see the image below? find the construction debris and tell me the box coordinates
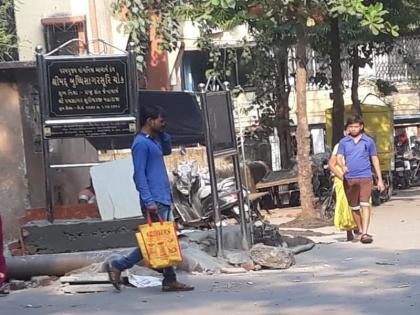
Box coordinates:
[221,267,247,274]
[250,244,296,269]
[62,284,113,294]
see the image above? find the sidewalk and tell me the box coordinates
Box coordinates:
[2,188,420,315]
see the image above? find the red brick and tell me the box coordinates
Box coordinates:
[10,248,23,256]
[21,204,100,225]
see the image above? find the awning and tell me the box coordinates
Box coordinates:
[87,90,205,150]
[394,114,420,127]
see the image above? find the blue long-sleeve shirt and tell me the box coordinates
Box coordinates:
[131,132,172,207]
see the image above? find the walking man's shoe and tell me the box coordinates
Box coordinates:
[162,281,194,292]
[105,261,121,291]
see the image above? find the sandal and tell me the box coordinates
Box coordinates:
[162,281,194,292]
[360,234,373,244]
[352,232,362,243]
[105,261,121,291]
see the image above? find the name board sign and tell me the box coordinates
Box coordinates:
[46,57,129,117]
[38,53,137,139]
[205,91,237,155]
[44,119,136,138]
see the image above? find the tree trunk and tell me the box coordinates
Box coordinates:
[275,46,292,169]
[295,26,316,218]
[276,95,291,169]
[330,18,345,146]
[351,47,363,117]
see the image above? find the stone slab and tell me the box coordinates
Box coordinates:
[22,218,146,254]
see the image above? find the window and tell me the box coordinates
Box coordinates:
[181,48,254,91]
[42,15,87,55]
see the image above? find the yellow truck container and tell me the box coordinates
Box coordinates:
[325,104,394,172]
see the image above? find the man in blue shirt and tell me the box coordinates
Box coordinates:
[337,116,385,244]
[106,105,194,292]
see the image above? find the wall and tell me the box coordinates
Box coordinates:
[0,82,28,240]
[15,69,45,208]
[14,0,128,60]
[15,0,76,60]
[49,138,98,205]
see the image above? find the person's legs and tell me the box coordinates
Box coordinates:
[154,204,193,291]
[154,204,177,285]
[344,179,362,233]
[360,205,371,235]
[352,210,363,237]
[359,178,373,241]
[111,248,142,271]
[107,203,193,291]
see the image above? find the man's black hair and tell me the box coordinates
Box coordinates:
[346,116,364,126]
[140,105,166,127]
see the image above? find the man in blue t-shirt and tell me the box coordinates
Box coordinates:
[106,105,194,292]
[336,116,385,244]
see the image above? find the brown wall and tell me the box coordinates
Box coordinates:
[0,82,29,240]
[0,68,99,240]
[16,70,45,208]
[15,69,98,207]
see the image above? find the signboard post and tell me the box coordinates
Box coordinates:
[199,78,249,257]
[36,40,138,221]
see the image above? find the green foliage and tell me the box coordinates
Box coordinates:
[0,0,18,62]
[175,0,402,138]
[111,0,180,72]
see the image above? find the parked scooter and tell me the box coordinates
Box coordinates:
[393,153,411,189]
[408,157,420,185]
[172,160,249,227]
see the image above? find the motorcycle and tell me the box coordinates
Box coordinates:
[171,160,250,227]
[393,154,411,189]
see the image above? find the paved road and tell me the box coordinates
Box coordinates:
[2,188,420,315]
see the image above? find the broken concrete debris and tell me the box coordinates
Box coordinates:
[225,250,252,265]
[5,221,314,294]
[62,284,113,294]
[221,267,247,274]
[250,243,296,269]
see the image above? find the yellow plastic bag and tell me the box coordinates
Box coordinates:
[136,213,183,269]
[334,177,357,231]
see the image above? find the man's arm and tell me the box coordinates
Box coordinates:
[160,132,172,156]
[369,140,385,192]
[336,154,349,175]
[132,141,156,209]
[371,156,383,181]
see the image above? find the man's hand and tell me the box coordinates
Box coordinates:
[342,166,349,174]
[377,179,385,192]
[146,203,158,213]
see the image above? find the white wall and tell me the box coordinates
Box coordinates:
[14,0,129,60]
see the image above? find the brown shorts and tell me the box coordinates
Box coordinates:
[343,178,372,210]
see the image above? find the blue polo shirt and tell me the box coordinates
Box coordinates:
[337,134,377,179]
[131,132,172,207]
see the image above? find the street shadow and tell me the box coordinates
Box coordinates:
[3,245,420,315]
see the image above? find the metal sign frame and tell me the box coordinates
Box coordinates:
[36,39,138,221]
[198,77,250,257]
